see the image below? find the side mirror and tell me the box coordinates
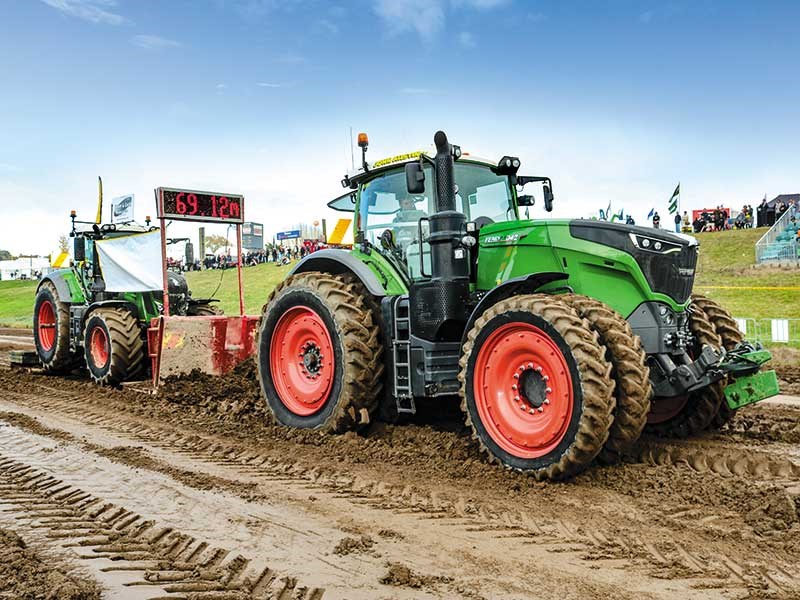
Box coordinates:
[518,194,535,207]
[405,162,425,194]
[543,184,554,212]
[73,236,86,262]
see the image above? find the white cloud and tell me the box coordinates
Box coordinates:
[40,0,126,25]
[257,82,293,88]
[314,18,339,34]
[131,34,181,50]
[458,31,476,47]
[374,0,445,40]
[374,0,508,40]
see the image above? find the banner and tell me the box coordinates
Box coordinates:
[111,194,135,223]
[95,230,162,292]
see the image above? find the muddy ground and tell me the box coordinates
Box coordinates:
[0,341,798,598]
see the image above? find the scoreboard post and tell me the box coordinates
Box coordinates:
[155,187,246,316]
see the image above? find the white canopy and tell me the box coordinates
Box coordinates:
[95,230,163,292]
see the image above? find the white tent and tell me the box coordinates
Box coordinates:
[0,257,52,281]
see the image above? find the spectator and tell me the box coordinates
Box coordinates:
[673,212,681,233]
[652,211,661,229]
[625,215,635,225]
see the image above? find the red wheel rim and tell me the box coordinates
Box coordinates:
[473,322,574,459]
[37,300,56,352]
[270,306,335,416]
[647,394,689,424]
[89,326,110,368]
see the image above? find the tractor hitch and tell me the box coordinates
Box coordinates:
[650,344,725,397]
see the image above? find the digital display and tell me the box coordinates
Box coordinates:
[157,187,244,224]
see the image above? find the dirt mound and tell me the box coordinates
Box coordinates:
[0,528,101,600]
[726,404,800,444]
[776,364,800,396]
[159,358,270,420]
[379,562,452,589]
[333,534,375,556]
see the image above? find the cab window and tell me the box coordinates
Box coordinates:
[455,163,516,223]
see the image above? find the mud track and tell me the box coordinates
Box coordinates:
[0,360,799,598]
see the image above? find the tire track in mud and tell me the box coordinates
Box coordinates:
[4,385,800,597]
[0,447,324,600]
[633,440,800,480]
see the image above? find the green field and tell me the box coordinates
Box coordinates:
[693,228,800,319]
[0,280,37,328]
[1,228,797,328]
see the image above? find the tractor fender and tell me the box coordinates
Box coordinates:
[290,249,386,297]
[462,272,569,345]
[38,272,76,304]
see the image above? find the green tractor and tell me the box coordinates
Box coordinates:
[33,212,220,386]
[256,130,779,479]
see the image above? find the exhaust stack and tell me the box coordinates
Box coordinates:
[409,130,471,342]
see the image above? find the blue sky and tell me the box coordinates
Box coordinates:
[2,0,800,253]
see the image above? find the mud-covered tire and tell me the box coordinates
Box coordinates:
[561,295,652,464]
[459,294,615,480]
[691,294,743,430]
[83,308,145,386]
[33,281,78,373]
[186,303,223,317]
[257,272,384,433]
[646,304,725,438]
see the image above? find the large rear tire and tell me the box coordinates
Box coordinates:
[561,295,652,464]
[645,304,724,437]
[257,273,384,433]
[459,294,615,480]
[83,308,145,386]
[33,281,78,373]
[691,294,743,430]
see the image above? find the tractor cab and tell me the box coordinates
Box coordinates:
[329,137,552,281]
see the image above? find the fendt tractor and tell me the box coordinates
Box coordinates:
[256,130,780,480]
[33,210,220,386]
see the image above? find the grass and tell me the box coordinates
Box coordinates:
[693,228,800,318]
[1,228,797,327]
[0,279,37,328]
[183,262,294,315]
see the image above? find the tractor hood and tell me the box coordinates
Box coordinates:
[567,219,699,304]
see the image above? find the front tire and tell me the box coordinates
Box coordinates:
[691,294,743,429]
[257,273,383,432]
[561,295,652,464]
[33,281,77,373]
[459,294,615,480]
[83,308,145,386]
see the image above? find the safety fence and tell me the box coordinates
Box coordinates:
[733,317,800,344]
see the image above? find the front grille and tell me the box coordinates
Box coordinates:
[637,245,697,304]
[569,220,698,304]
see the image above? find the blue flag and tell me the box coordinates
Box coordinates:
[647,208,655,219]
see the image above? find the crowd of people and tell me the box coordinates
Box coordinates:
[199,241,324,271]
[647,202,800,234]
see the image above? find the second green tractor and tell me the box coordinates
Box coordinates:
[256,130,779,480]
